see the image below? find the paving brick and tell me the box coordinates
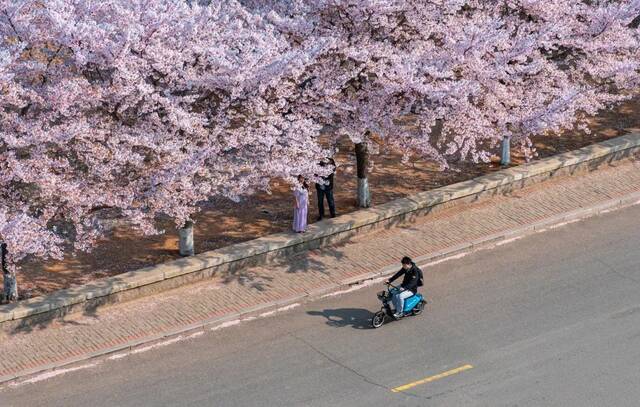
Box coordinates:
[2,160,640,381]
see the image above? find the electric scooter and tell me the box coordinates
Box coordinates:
[371,282,426,328]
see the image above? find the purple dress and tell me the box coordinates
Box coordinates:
[293,188,309,232]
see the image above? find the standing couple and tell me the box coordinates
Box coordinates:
[293,158,337,233]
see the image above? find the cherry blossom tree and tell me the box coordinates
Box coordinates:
[0,0,328,300]
[260,0,640,206]
[2,0,638,301]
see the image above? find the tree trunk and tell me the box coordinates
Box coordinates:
[1,243,18,302]
[500,135,511,166]
[355,141,371,208]
[179,221,195,256]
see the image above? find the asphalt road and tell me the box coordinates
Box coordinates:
[2,205,640,407]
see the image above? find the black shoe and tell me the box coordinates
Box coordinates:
[317,216,324,221]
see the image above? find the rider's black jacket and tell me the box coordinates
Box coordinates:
[388,263,422,294]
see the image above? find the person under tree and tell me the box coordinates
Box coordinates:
[315,158,336,220]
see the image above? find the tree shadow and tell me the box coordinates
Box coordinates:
[307,308,376,329]
[218,268,276,292]
[2,297,101,338]
[12,95,640,299]
[3,96,639,338]
[282,244,348,275]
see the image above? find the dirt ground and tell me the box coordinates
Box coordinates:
[17,98,640,297]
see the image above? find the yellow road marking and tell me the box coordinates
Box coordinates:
[391,364,474,393]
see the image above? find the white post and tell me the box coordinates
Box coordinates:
[355,141,371,208]
[501,135,511,166]
[179,221,195,256]
[1,243,18,302]
[357,177,371,208]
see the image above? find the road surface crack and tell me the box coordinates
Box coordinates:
[286,332,392,393]
[594,258,640,285]
[286,332,443,401]
[288,332,476,400]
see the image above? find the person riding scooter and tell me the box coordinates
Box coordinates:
[386,256,423,318]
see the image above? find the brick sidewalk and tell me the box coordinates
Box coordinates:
[2,159,640,381]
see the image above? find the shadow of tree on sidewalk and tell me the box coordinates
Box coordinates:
[5,96,640,338]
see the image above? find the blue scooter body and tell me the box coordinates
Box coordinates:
[403,293,424,313]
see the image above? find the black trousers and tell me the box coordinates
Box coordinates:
[316,187,336,218]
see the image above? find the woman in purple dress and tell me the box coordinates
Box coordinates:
[293,176,309,233]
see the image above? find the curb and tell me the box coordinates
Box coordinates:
[2,188,640,386]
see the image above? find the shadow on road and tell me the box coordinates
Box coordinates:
[307,308,375,329]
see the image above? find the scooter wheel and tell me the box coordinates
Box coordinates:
[372,311,386,328]
[412,300,425,316]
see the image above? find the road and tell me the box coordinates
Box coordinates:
[2,205,639,406]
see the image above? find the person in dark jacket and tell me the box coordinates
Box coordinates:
[315,158,336,220]
[386,256,423,318]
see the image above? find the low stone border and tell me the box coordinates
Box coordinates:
[1,133,639,331]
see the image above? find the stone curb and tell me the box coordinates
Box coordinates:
[0,133,638,326]
[2,188,639,387]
